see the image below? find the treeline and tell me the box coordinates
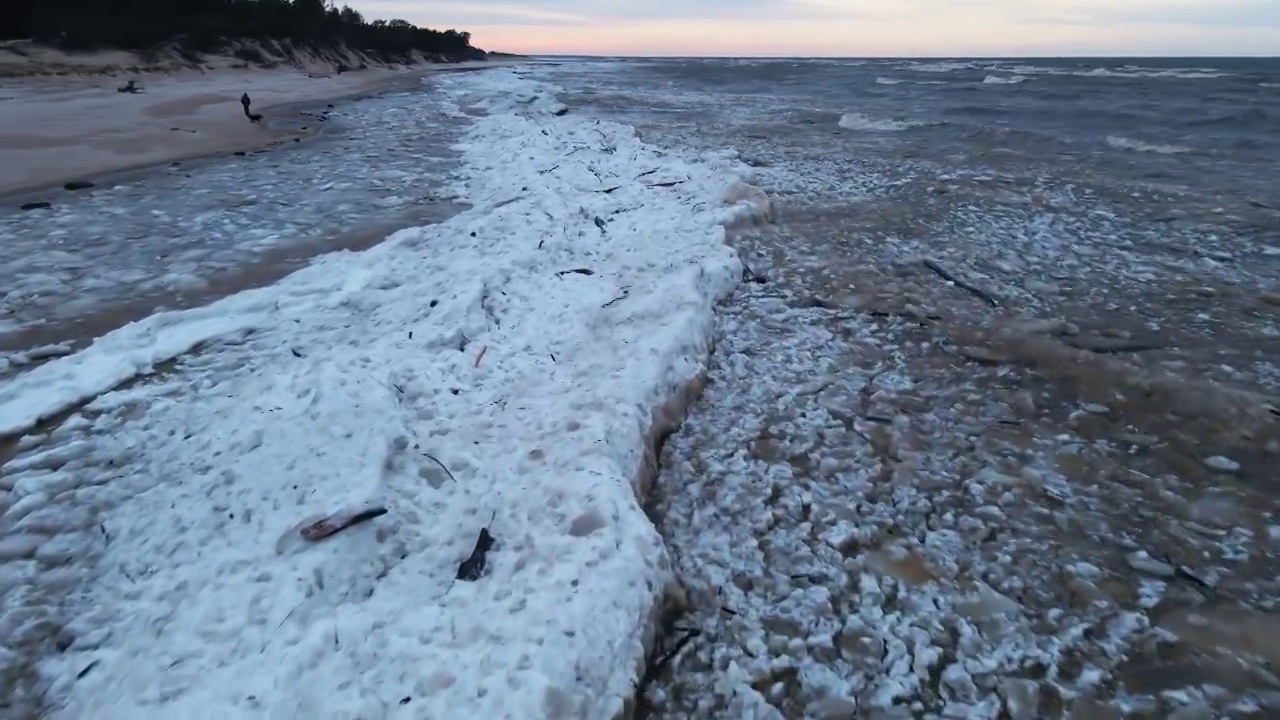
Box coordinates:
[4,0,483,60]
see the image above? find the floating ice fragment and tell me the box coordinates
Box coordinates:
[1203,455,1240,473]
[1125,551,1176,577]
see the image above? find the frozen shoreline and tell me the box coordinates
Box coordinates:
[0,66,771,719]
[0,73,474,358]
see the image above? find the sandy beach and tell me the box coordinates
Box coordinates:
[0,54,499,198]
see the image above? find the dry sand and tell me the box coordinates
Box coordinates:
[0,44,499,197]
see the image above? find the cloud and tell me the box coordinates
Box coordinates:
[358,0,806,24]
[350,0,1280,55]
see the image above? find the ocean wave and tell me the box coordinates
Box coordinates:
[1080,68,1228,79]
[1184,107,1271,128]
[838,112,934,131]
[966,125,1061,147]
[876,76,948,86]
[906,61,979,73]
[1106,136,1192,154]
[992,62,1231,79]
[983,75,1028,85]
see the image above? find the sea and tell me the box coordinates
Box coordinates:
[541,57,1280,719]
[557,56,1280,204]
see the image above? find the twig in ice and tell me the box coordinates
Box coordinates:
[300,505,388,542]
[556,268,595,277]
[922,259,1000,307]
[474,345,488,368]
[602,289,630,308]
[538,164,559,175]
[262,596,308,652]
[419,450,458,484]
[635,625,702,702]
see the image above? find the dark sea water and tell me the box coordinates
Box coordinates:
[627,57,1280,203]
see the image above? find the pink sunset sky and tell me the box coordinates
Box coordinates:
[355,0,1280,57]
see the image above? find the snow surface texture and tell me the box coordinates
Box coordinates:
[0,67,766,719]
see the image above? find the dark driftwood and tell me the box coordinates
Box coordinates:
[456,527,496,581]
[300,506,387,541]
[1060,335,1165,354]
[634,625,701,712]
[922,259,1000,308]
[556,268,594,277]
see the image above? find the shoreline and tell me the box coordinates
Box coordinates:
[0,60,508,203]
[0,66,483,360]
[0,72,412,207]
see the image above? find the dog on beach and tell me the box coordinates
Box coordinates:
[248,112,263,123]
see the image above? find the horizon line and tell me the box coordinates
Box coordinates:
[507,52,1280,60]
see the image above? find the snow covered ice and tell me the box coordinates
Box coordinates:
[0,67,767,718]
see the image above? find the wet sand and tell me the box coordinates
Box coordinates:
[0,60,504,200]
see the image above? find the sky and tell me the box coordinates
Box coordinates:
[355,0,1280,57]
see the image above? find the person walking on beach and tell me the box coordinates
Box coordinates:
[241,92,252,117]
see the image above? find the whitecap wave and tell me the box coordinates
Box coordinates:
[983,74,1027,85]
[907,61,978,73]
[1106,136,1192,154]
[876,76,947,86]
[1078,68,1228,79]
[838,112,933,131]
[992,62,1230,79]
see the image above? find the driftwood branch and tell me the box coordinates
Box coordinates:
[922,259,1000,308]
[635,626,701,704]
[456,517,497,581]
[300,505,388,542]
[1060,335,1166,354]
